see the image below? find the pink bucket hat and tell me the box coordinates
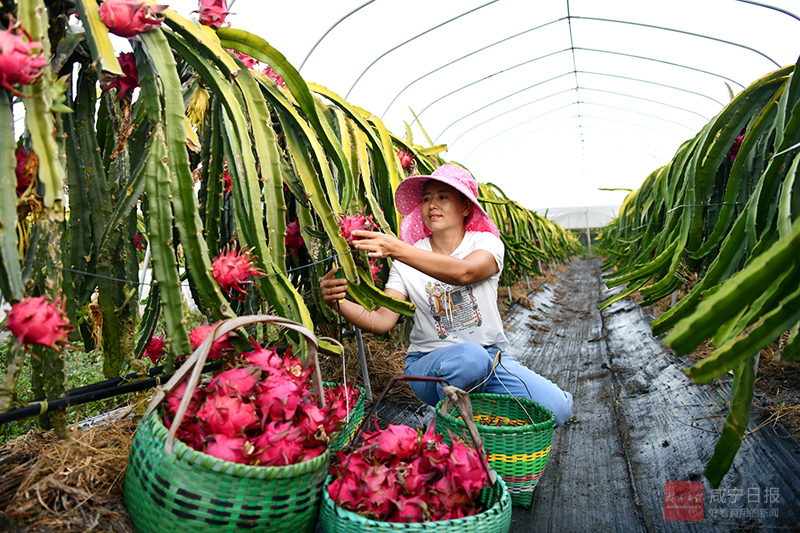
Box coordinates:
[394,164,500,245]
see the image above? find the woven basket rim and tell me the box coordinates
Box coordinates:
[436,392,555,434]
[142,410,330,478]
[321,473,510,528]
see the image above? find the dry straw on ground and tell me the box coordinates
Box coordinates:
[0,405,139,533]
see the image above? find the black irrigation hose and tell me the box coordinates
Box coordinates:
[0,361,223,426]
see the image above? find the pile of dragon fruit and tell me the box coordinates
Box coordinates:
[328,423,491,523]
[161,340,360,466]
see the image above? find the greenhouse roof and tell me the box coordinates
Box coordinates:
[167,0,799,210]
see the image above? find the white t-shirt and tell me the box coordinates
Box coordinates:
[385,231,508,353]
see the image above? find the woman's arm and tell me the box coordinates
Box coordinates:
[351,230,498,286]
[320,266,403,335]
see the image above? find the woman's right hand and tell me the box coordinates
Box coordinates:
[320,265,347,307]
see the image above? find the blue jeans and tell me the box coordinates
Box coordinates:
[404,343,574,426]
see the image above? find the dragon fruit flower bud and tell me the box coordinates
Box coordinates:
[99,0,167,38]
[211,245,265,301]
[195,0,230,29]
[6,295,73,350]
[0,23,48,96]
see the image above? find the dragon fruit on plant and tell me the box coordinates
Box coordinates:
[285,220,305,257]
[328,422,490,523]
[6,295,74,350]
[101,52,139,101]
[195,0,230,29]
[15,146,33,196]
[337,212,377,243]
[99,0,167,38]
[143,334,165,364]
[211,244,265,300]
[262,64,286,87]
[0,23,48,96]
[396,149,414,171]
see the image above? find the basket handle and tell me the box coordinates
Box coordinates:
[144,314,322,454]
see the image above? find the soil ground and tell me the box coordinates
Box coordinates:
[1,257,799,532]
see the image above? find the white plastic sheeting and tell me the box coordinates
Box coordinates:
[168,0,799,209]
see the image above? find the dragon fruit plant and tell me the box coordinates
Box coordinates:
[162,340,360,466]
[327,422,490,522]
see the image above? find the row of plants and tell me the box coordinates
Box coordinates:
[597,56,800,486]
[0,0,580,434]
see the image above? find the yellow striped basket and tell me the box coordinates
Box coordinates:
[435,393,555,508]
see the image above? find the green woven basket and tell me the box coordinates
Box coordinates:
[123,411,330,533]
[323,382,365,450]
[435,393,555,508]
[319,474,511,533]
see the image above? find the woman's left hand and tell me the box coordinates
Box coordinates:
[351,230,400,259]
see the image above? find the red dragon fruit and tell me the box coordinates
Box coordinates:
[143,334,165,364]
[363,423,420,462]
[204,434,249,464]
[0,23,48,96]
[211,244,265,300]
[101,52,139,101]
[254,369,305,422]
[262,64,286,87]
[160,350,357,467]
[396,149,414,171]
[369,259,382,282]
[197,393,260,437]
[195,0,230,29]
[15,146,32,196]
[229,49,257,69]
[328,422,490,523]
[207,366,261,397]
[6,295,73,349]
[240,339,283,369]
[284,219,305,257]
[223,168,232,194]
[99,0,167,38]
[337,211,377,243]
[164,380,205,419]
[189,323,234,360]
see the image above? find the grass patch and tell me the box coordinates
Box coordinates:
[0,338,136,446]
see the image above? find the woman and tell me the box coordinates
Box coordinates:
[320,164,573,426]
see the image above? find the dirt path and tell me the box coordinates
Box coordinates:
[502,258,800,532]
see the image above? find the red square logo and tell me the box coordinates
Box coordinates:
[664,481,704,521]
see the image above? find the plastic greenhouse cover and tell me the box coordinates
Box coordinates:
[133,1,800,209]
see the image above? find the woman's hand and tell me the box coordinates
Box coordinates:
[351,230,400,259]
[320,265,348,307]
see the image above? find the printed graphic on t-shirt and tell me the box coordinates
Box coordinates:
[426,282,482,339]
